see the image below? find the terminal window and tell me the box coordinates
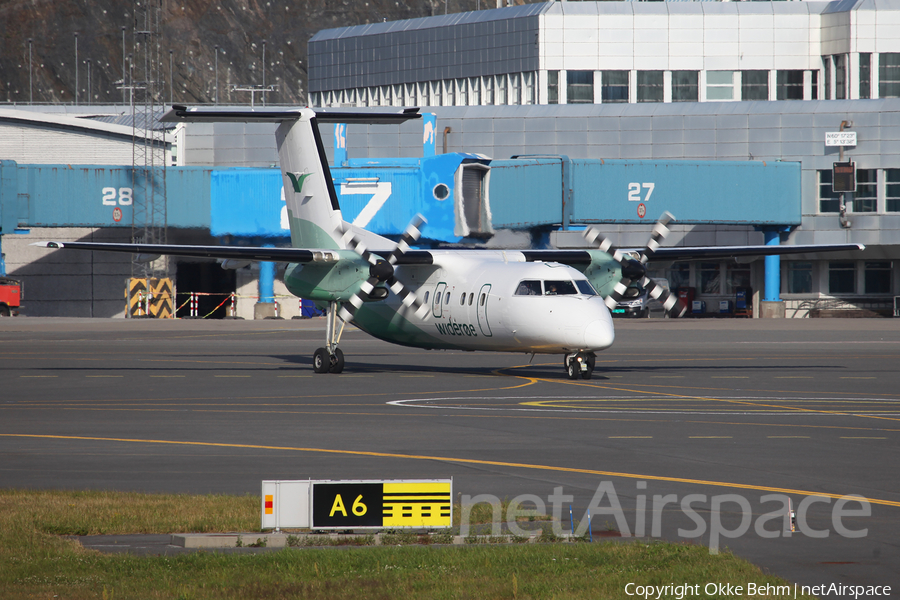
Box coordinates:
[887,169,900,212]
[829,261,856,295]
[637,71,663,102]
[853,169,877,213]
[725,265,751,295]
[668,262,690,290]
[671,71,698,102]
[786,262,813,294]
[834,54,847,100]
[880,53,900,98]
[776,70,803,101]
[700,262,721,294]
[823,56,832,100]
[859,54,871,99]
[864,261,892,295]
[548,71,559,104]
[818,170,841,213]
[601,71,629,103]
[707,71,735,100]
[742,71,769,101]
[567,71,594,104]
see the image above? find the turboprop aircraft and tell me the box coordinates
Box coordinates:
[34,105,864,379]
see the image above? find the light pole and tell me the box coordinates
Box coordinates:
[262,41,266,106]
[27,38,33,104]
[214,45,219,104]
[74,32,79,105]
[121,26,127,105]
[169,50,173,104]
[86,58,91,105]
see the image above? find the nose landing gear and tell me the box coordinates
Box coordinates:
[565,351,596,380]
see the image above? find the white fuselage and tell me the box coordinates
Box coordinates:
[352,251,615,354]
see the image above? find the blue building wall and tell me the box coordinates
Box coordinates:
[0,162,212,232]
[1,158,802,243]
[489,158,801,229]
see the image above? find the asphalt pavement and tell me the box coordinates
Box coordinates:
[1,316,898,592]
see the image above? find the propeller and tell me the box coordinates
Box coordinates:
[583,211,686,317]
[337,214,429,323]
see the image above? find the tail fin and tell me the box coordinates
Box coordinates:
[161,106,420,250]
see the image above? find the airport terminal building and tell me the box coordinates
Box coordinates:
[306,0,900,317]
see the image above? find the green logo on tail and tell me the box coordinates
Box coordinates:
[286,172,312,193]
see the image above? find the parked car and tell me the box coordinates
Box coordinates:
[612,278,670,318]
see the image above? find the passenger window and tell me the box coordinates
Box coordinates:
[480,293,486,306]
[575,280,598,296]
[435,292,441,304]
[424,291,430,303]
[515,280,542,296]
[544,280,577,295]
[445,292,450,305]
[468,293,474,306]
[460,293,465,305]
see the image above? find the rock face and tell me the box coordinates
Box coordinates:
[0,0,532,107]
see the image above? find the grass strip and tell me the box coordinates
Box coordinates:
[0,489,800,600]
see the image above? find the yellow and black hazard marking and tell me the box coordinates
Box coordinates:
[127,278,148,317]
[312,480,452,529]
[149,278,174,319]
[383,482,452,527]
[127,278,174,318]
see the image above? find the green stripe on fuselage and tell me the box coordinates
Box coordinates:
[351,303,469,351]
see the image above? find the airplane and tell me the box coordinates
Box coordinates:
[34,105,864,380]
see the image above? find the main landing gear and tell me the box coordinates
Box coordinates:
[565,351,596,380]
[313,301,345,374]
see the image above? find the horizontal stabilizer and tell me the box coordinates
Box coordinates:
[161,105,421,124]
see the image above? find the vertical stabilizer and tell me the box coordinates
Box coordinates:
[276,110,346,250]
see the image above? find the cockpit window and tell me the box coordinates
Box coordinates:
[515,280,542,296]
[575,280,598,296]
[544,280,577,295]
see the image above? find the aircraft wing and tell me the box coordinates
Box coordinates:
[31,241,318,262]
[32,241,438,265]
[647,243,865,261]
[518,243,865,265]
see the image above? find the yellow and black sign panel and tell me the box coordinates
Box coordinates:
[383,481,452,528]
[127,278,174,318]
[311,480,452,530]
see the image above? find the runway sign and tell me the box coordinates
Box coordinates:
[312,480,452,530]
[261,479,452,530]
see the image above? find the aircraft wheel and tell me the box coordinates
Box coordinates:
[329,348,345,374]
[313,348,330,374]
[566,357,579,380]
[581,353,596,380]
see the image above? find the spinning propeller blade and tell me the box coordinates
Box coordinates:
[337,215,429,323]
[583,212,685,317]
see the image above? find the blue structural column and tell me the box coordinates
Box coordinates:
[764,228,781,302]
[258,244,275,305]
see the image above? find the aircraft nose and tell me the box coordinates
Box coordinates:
[584,318,615,351]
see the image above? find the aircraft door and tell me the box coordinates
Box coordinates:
[476,283,492,337]
[432,282,447,319]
